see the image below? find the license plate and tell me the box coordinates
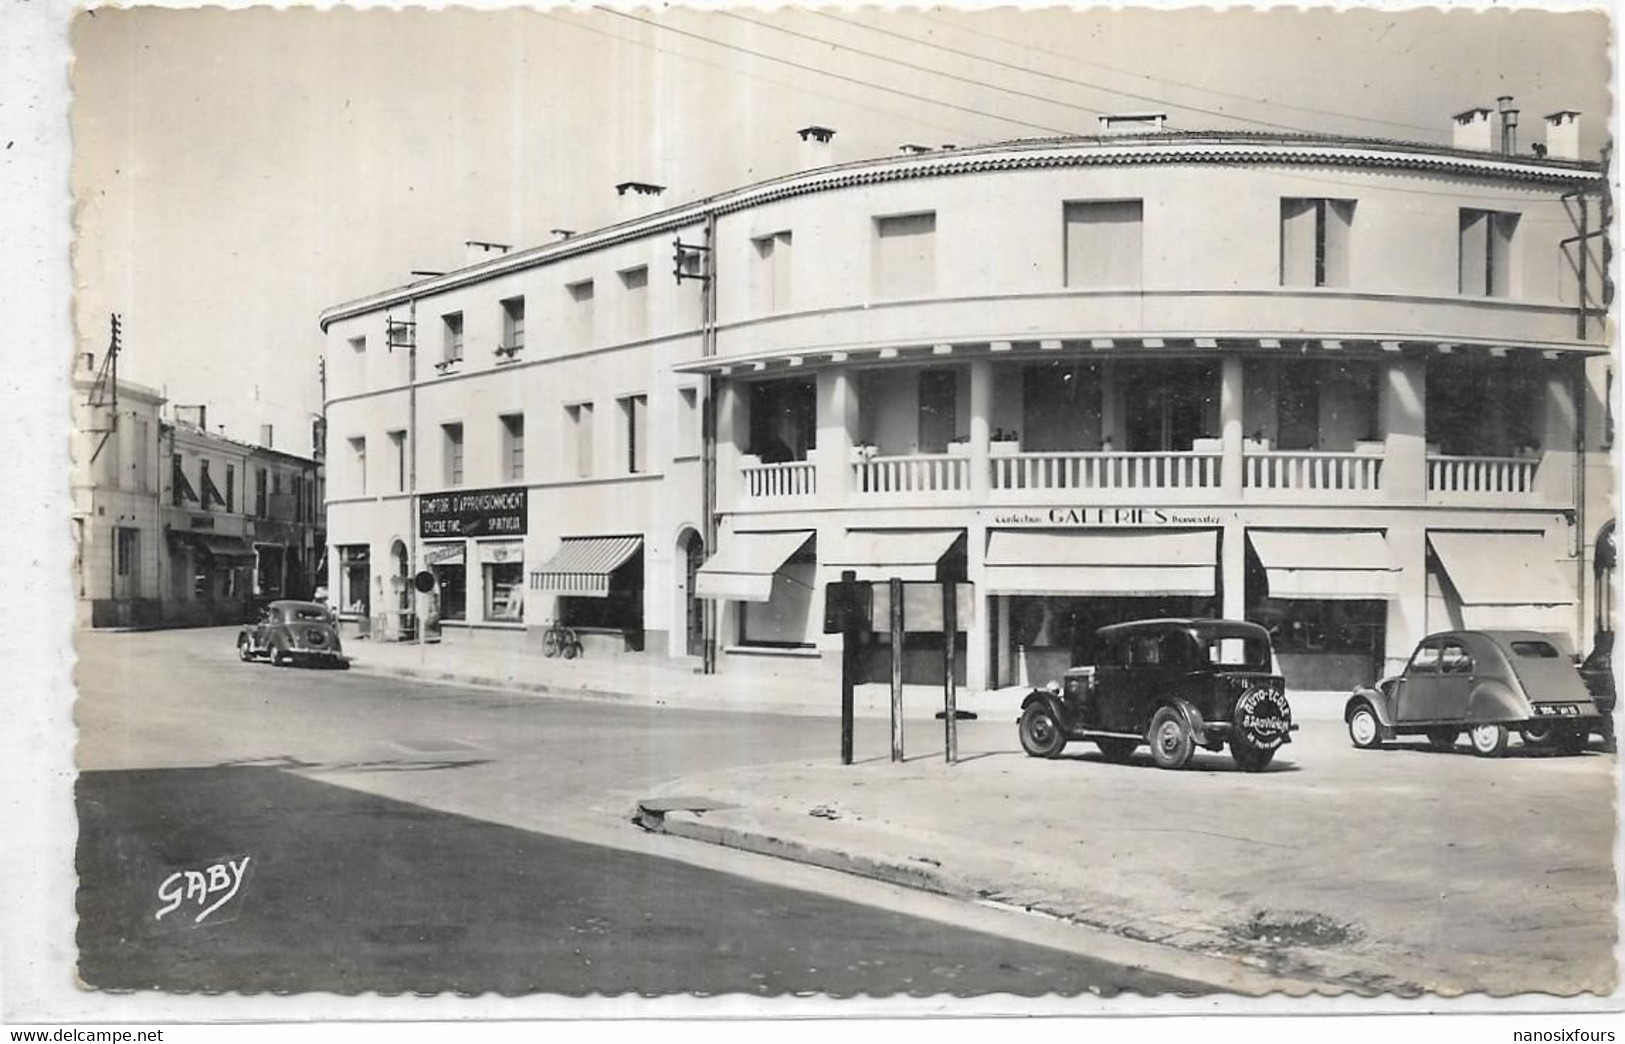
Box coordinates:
[1534,704,1580,717]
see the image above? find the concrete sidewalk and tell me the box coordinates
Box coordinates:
[634,722,1618,998]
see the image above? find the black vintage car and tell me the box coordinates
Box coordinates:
[1018,618,1295,771]
[237,599,347,668]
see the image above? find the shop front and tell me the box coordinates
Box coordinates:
[1425,530,1578,644]
[418,486,529,641]
[531,535,645,655]
[166,529,257,625]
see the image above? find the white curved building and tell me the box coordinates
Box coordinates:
[321,113,1613,693]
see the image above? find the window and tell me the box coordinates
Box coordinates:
[115,527,138,577]
[225,463,235,512]
[753,231,793,312]
[349,436,367,495]
[199,460,226,510]
[292,473,303,522]
[442,423,464,486]
[1512,640,1562,659]
[1409,642,1442,673]
[620,266,649,341]
[172,454,198,506]
[501,413,525,481]
[676,386,701,458]
[567,279,595,348]
[339,545,370,616]
[1064,200,1143,288]
[1459,208,1519,297]
[255,467,268,517]
[389,429,407,492]
[349,335,366,355]
[619,394,648,474]
[567,402,594,478]
[1439,642,1473,675]
[917,369,958,454]
[133,418,150,491]
[873,212,936,299]
[1280,198,1354,288]
[483,546,524,622]
[442,312,464,364]
[500,297,525,354]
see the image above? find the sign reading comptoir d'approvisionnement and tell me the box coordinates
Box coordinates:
[419,488,528,539]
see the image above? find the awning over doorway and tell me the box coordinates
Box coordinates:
[825,529,963,582]
[169,532,256,562]
[1248,530,1399,600]
[696,530,814,602]
[984,529,1217,596]
[1427,531,1575,606]
[532,536,643,599]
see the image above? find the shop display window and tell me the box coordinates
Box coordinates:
[338,545,370,615]
[485,562,524,622]
[436,564,467,621]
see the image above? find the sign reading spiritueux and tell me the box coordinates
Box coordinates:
[419,488,527,539]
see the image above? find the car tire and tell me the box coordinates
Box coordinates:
[1347,704,1384,750]
[1094,737,1138,763]
[1147,706,1195,770]
[237,637,254,662]
[1019,703,1067,759]
[1426,727,1460,752]
[1469,723,1508,758]
[1231,742,1276,772]
[1519,722,1560,749]
[269,641,289,667]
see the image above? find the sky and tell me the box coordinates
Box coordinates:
[67,4,1613,451]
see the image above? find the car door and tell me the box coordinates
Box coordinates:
[1433,639,1477,720]
[1395,640,1443,722]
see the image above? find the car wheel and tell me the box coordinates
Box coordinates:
[1231,742,1276,772]
[1426,727,1460,752]
[1147,706,1195,770]
[268,640,289,667]
[237,637,254,662]
[1347,704,1384,750]
[1018,703,1067,759]
[1469,723,1508,758]
[1094,737,1138,763]
[1520,721,1560,749]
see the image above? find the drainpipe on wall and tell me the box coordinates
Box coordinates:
[1575,359,1588,647]
[701,210,719,674]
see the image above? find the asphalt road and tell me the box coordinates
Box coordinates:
[74,628,1201,996]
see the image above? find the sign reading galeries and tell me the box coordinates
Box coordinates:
[980,507,1228,528]
[419,488,528,539]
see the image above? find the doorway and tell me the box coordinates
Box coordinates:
[679,528,705,657]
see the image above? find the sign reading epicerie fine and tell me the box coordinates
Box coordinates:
[419,488,528,538]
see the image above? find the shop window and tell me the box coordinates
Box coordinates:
[753,231,793,313]
[442,422,464,486]
[620,266,649,341]
[484,561,524,622]
[873,212,936,299]
[1280,198,1354,288]
[1064,200,1143,288]
[1459,208,1519,297]
[619,394,648,474]
[558,547,644,632]
[567,402,594,478]
[432,557,467,622]
[339,545,370,615]
[740,542,815,648]
[501,413,525,481]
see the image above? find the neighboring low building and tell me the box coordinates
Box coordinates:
[320,111,1614,692]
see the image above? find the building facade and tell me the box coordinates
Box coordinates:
[72,361,326,628]
[320,114,1613,691]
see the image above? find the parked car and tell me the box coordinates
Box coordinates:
[1343,631,1600,757]
[1018,618,1295,771]
[237,599,347,668]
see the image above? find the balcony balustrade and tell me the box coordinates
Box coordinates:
[1427,454,1540,496]
[991,450,1220,492]
[853,453,970,495]
[1244,450,1384,493]
[741,458,816,499]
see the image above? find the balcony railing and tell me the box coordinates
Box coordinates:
[854,453,970,494]
[1245,450,1383,492]
[1428,454,1539,495]
[742,459,816,498]
[991,450,1221,491]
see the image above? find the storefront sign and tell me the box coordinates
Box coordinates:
[424,542,465,566]
[188,515,216,530]
[478,541,524,565]
[980,507,1228,528]
[419,488,528,539]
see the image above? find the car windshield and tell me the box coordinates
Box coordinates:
[1203,635,1271,670]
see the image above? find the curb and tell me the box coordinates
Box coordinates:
[348,661,643,703]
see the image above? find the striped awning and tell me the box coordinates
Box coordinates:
[532,536,642,599]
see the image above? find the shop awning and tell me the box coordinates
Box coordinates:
[1428,531,1575,606]
[1248,530,1399,600]
[984,529,1216,596]
[197,535,256,562]
[696,530,814,602]
[825,529,963,582]
[532,536,642,599]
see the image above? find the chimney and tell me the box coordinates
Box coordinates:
[464,240,511,267]
[1097,113,1167,136]
[899,143,931,155]
[174,404,207,431]
[1544,111,1582,160]
[614,181,666,222]
[261,423,274,448]
[1497,96,1519,155]
[549,228,576,241]
[795,125,836,171]
[1453,107,1494,151]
